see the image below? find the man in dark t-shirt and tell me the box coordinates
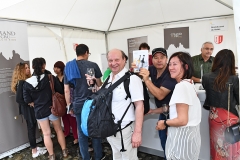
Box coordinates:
[64,44,104,160]
[138,48,177,159]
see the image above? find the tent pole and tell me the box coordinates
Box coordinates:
[61,30,68,62]
[108,14,233,33]
[215,0,233,10]
[107,0,122,32]
[105,32,109,53]
[0,18,104,33]
[104,0,121,52]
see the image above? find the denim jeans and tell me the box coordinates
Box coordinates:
[75,113,103,160]
[158,113,168,159]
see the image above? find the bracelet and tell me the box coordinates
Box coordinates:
[164,120,169,127]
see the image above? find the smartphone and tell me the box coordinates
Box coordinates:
[67,103,73,114]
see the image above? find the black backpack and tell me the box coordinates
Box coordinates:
[122,72,150,115]
[83,71,149,151]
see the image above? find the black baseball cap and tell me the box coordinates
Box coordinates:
[152,48,167,57]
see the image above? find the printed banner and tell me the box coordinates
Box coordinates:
[0,20,30,155]
[127,36,147,68]
[164,27,190,57]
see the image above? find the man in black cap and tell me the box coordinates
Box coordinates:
[138,48,177,159]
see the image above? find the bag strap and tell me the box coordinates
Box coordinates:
[103,71,132,92]
[123,77,131,100]
[227,83,233,128]
[103,71,133,152]
[102,76,111,88]
[117,101,132,152]
[48,74,55,94]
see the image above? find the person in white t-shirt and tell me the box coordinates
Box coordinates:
[156,52,201,160]
[106,49,144,160]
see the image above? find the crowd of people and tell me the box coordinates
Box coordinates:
[10,41,239,160]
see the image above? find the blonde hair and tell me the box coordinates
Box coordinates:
[11,63,31,93]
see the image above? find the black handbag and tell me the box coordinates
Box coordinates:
[224,83,240,144]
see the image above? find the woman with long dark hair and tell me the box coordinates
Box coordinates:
[11,62,47,158]
[23,58,68,160]
[202,49,240,159]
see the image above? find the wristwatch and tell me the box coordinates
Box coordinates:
[164,120,169,127]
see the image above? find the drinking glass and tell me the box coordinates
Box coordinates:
[162,104,169,120]
[86,68,95,90]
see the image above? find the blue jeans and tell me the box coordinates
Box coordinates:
[158,113,168,159]
[75,113,103,160]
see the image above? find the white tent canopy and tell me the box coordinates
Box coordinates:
[0,0,237,73]
[0,0,234,32]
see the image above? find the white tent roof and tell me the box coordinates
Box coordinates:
[0,0,233,32]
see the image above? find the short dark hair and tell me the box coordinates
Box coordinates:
[169,52,193,79]
[54,61,65,73]
[139,43,150,50]
[76,44,89,56]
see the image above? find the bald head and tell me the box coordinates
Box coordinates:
[107,49,127,75]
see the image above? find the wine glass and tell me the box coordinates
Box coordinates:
[86,68,95,90]
[162,104,169,120]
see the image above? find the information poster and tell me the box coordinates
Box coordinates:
[127,36,147,68]
[164,27,190,57]
[0,20,31,156]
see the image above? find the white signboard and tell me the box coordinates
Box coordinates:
[209,20,228,32]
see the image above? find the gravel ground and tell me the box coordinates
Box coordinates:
[2,132,164,160]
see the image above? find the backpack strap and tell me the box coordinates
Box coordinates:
[117,71,135,152]
[117,101,132,152]
[103,71,133,152]
[123,76,131,100]
[103,72,131,92]
[101,76,111,88]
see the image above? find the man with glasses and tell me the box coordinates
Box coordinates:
[191,42,214,83]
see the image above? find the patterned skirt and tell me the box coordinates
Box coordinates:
[209,107,240,160]
[165,124,201,160]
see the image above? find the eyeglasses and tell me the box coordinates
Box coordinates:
[19,62,24,65]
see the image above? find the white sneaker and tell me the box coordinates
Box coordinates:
[37,146,47,151]
[32,148,47,158]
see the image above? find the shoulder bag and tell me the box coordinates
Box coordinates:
[48,75,66,117]
[224,83,240,144]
